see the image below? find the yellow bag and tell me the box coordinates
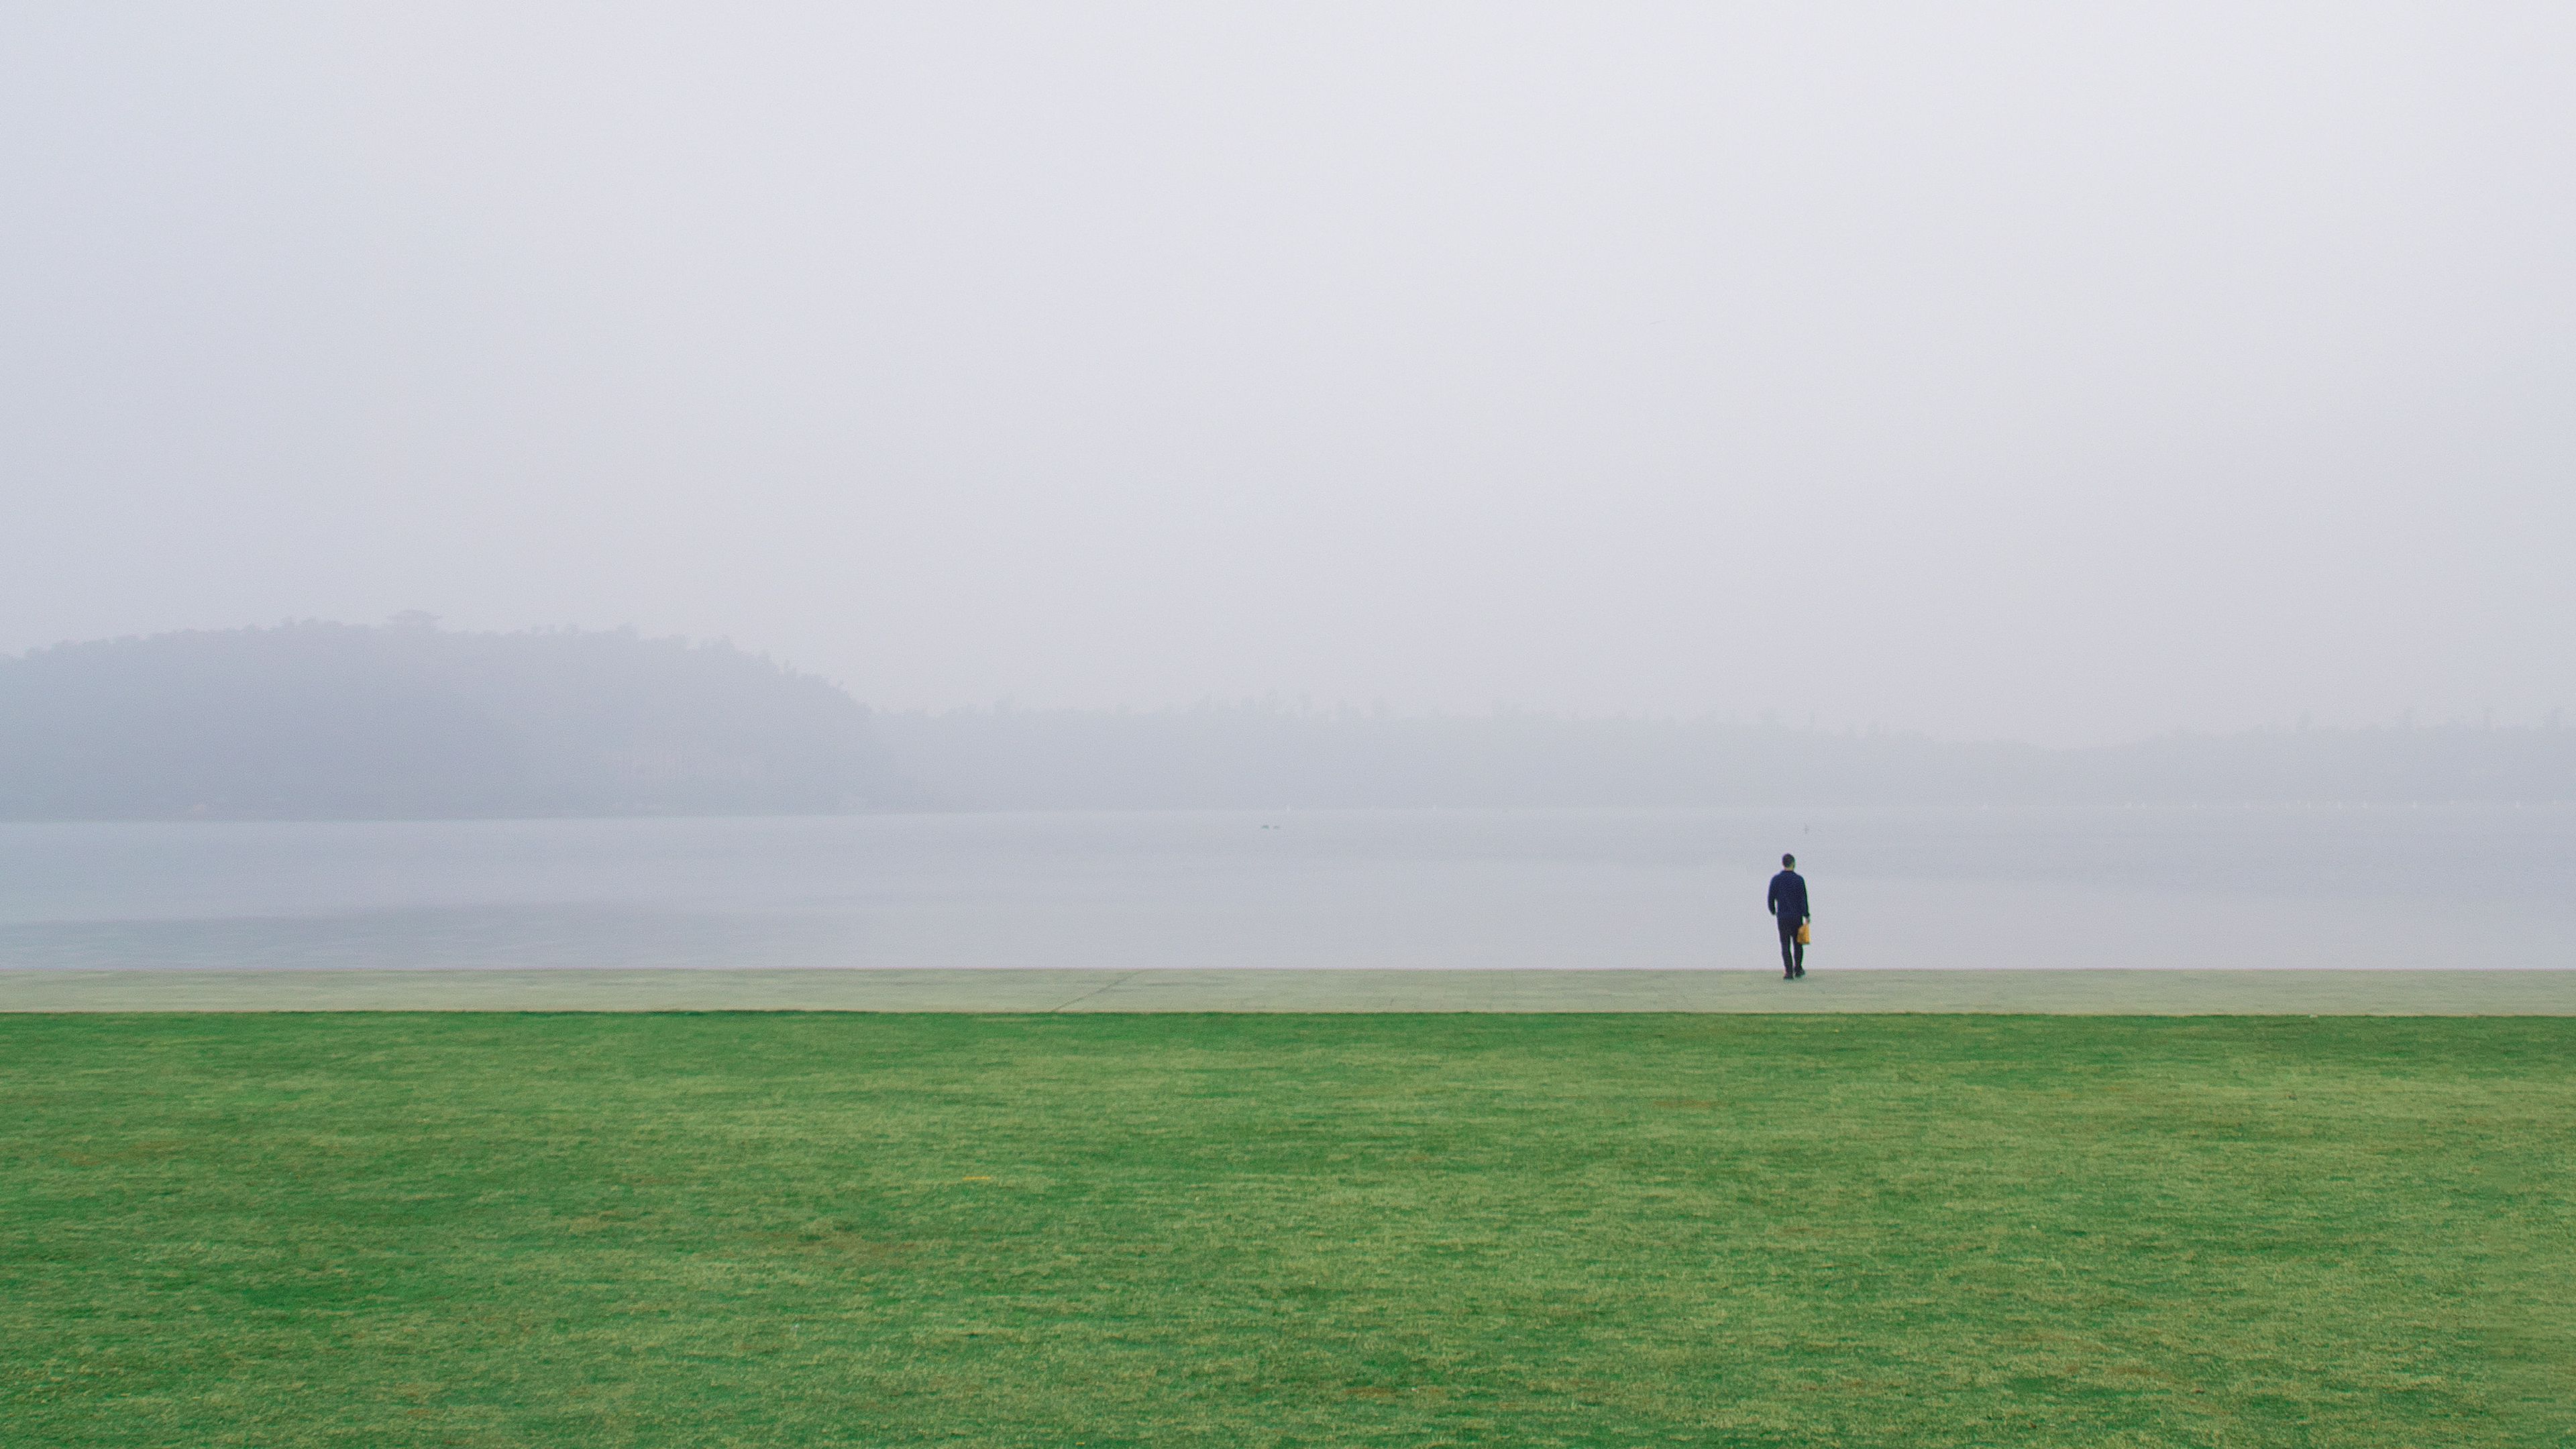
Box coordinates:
[1796,922,1812,945]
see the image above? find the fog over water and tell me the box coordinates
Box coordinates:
[5,808,2570,972]
[7,4,2571,746]
[4,7,2570,975]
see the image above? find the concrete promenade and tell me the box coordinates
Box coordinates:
[3,968,2571,1014]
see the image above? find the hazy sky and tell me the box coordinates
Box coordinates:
[5,3,2569,744]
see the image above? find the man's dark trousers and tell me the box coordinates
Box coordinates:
[1777,921,1805,977]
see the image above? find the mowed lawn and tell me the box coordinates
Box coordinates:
[4,1014,2570,1448]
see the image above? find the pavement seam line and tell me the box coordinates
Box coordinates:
[1046,970,1146,1013]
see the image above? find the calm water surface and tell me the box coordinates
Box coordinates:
[1,807,2569,971]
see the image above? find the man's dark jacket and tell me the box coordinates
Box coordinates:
[1768,870,1809,929]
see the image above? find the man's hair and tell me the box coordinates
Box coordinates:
[1781,853,1796,868]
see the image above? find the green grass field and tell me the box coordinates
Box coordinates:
[5,1014,2571,1448]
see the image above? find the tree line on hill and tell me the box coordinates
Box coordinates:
[1,622,2567,817]
[0,620,881,818]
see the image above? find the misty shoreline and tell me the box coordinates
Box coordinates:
[5,623,2571,819]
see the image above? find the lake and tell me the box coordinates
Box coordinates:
[1,806,2569,972]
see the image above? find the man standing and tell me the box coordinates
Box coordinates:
[1767,853,1809,979]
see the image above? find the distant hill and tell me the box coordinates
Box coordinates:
[0,621,890,818]
[870,704,2576,809]
[5,623,2569,817]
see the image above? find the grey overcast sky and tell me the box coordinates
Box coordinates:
[4,3,2569,744]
